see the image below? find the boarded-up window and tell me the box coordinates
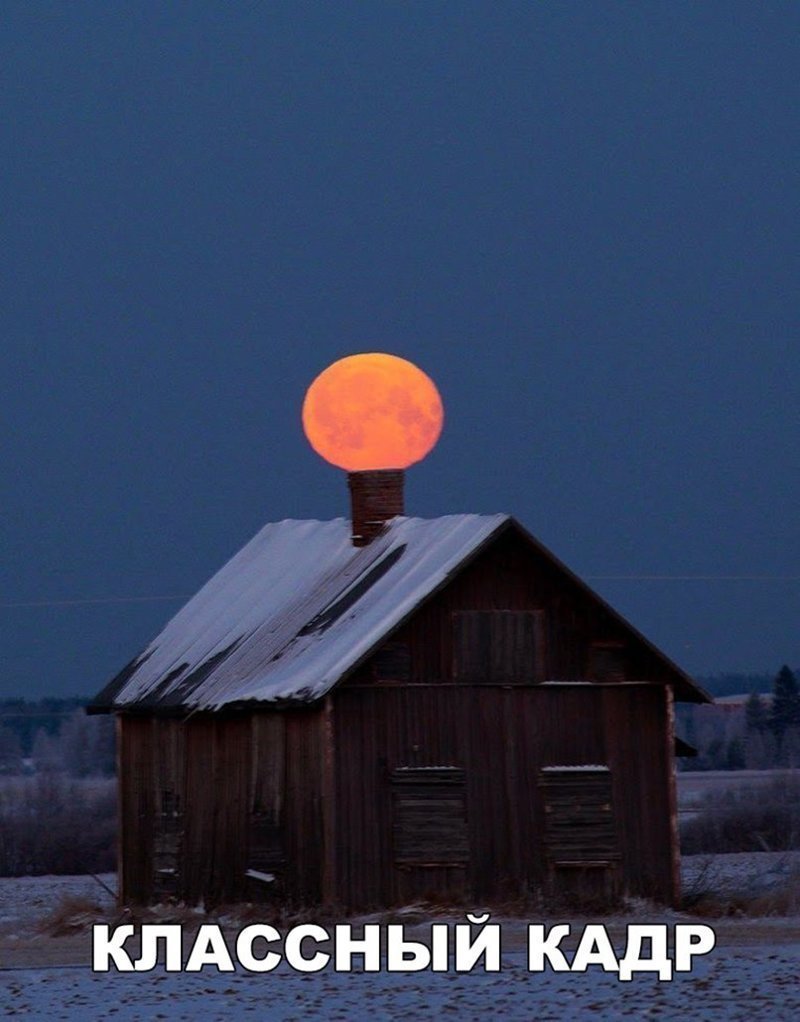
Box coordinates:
[391,767,468,866]
[588,643,626,682]
[452,610,543,683]
[372,640,411,682]
[150,720,185,900]
[153,788,183,898]
[539,767,618,864]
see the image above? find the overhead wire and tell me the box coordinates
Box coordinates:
[2,575,799,609]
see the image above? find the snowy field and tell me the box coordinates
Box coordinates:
[676,769,789,822]
[682,850,800,902]
[2,948,799,1022]
[1,860,799,1021]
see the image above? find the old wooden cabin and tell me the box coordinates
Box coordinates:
[89,469,709,909]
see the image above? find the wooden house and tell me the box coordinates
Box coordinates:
[89,469,710,910]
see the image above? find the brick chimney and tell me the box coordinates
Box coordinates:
[348,470,404,546]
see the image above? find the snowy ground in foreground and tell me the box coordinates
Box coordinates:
[682,850,800,899]
[0,873,117,936]
[1,859,799,1020]
[2,948,799,1022]
[1,853,799,937]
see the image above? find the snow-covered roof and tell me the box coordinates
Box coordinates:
[90,510,710,713]
[90,514,508,711]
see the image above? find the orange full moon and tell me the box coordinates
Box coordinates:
[302,353,444,471]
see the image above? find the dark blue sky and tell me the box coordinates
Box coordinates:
[2,2,798,698]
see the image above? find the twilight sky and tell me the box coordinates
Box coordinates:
[2,2,798,698]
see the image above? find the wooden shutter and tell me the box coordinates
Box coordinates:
[452,612,491,682]
[452,610,542,683]
[153,787,183,899]
[391,767,468,866]
[539,767,618,864]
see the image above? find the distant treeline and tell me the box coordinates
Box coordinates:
[0,697,86,757]
[694,673,790,699]
[0,698,115,875]
[679,665,800,771]
[0,698,114,777]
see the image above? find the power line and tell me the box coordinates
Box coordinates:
[586,575,800,581]
[0,595,191,609]
[1,574,800,609]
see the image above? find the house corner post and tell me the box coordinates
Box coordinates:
[665,685,681,907]
[115,714,124,908]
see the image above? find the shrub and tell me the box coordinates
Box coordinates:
[681,773,800,854]
[0,773,116,876]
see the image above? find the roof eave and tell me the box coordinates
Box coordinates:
[502,517,713,705]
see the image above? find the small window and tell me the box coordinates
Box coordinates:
[153,788,183,897]
[452,610,543,683]
[391,767,468,866]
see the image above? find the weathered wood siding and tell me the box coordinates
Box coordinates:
[118,527,678,910]
[330,683,675,908]
[603,684,675,903]
[331,528,678,908]
[118,708,325,906]
[349,529,678,688]
[118,715,154,904]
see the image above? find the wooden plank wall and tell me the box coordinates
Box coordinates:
[182,717,217,904]
[283,710,326,904]
[349,528,679,688]
[118,716,154,904]
[117,527,680,910]
[118,708,325,907]
[603,685,676,903]
[151,718,185,900]
[331,526,679,908]
[331,683,674,908]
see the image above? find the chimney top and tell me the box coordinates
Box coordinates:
[348,470,404,546]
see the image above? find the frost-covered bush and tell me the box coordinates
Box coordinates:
[0,773,116,876]
[681,773,800,854]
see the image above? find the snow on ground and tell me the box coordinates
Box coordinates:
[1,859,799,1020]
[3,853,799,938]
[0,874,116,937]
[1,948,799,1022]
[676,769,791,822]
[682,851,800,899]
